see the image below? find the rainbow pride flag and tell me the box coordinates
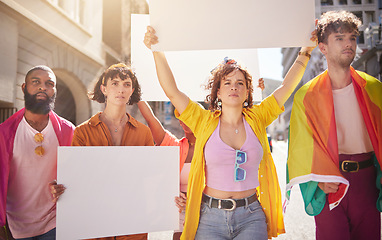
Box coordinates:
[286,67,382,215]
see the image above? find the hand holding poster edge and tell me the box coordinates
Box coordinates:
[149,0,316,52]
[132,14,263,102]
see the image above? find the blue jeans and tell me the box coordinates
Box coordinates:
[17,228,56,240]
[195,200,267,240]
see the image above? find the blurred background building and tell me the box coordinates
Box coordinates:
[1,0,381,140]
[276,0,382,140]
[0,0,148,125]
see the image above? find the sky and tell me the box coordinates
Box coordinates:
[257,48,283,81]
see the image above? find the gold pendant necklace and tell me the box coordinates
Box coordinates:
[103,113,126,133]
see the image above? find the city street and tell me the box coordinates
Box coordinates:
[270,141,315,240]
[149,140,316,240]
[3,2,382,240]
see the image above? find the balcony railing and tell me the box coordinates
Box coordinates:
[0,108,17,123]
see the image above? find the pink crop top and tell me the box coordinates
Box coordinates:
[204,117,263,191]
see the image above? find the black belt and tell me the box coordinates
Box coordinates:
[202,193,258,211]
[340,158,373,172]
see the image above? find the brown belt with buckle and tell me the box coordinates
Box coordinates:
[202,193,258,211]
[339,152,374,173]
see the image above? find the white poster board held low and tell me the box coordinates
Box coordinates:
[56,146,179,240]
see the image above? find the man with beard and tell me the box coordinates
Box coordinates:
[0,65,75,240]
[286,11,382,240]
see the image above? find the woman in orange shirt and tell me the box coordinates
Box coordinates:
[51,63,153,240]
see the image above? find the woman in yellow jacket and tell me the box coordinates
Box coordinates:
[144,26,315,239]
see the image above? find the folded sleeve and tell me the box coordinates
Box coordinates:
[253,95,284,127]
[175,99,210,136]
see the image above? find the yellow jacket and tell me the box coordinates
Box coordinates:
[177,95,285,239]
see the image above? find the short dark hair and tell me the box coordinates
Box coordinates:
[205,59,253,111]
[25,65,56,82]
[317,11,362,44]
[89,63,141,104]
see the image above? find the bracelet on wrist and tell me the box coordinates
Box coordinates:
[298,51,311,59]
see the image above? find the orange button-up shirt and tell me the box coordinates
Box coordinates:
[72,112,154,240]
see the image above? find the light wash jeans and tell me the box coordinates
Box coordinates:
[17,228,56,240]
[195,199,267,240]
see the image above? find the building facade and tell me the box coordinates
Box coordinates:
[281,0,382,128]
[0,0,148,125]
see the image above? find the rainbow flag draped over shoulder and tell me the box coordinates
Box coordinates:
[286,67,382,215]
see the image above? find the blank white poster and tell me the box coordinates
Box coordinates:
[150,0,315,51]
[131,14,262,102]
[56,146,179,240]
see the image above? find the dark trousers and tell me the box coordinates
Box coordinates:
[315,153,381,240]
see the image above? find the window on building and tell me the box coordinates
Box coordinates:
[351,11,365,45]
[366,0,374,3]
[339,0,348,4]
[48,0,88,28]
[321,0,333,5]
[57,0,67,12]
[352,11,363,22]
[366,11,375,23]
[78,0,87,26]
[0,108,17,123]
[352,0,362,4]
[358,31,365,44]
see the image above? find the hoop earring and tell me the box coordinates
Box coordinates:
[243,101,248,107]
[217,99,222,110]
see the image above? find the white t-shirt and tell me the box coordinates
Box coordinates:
[7,117,58,238]
[332,82,373,154]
